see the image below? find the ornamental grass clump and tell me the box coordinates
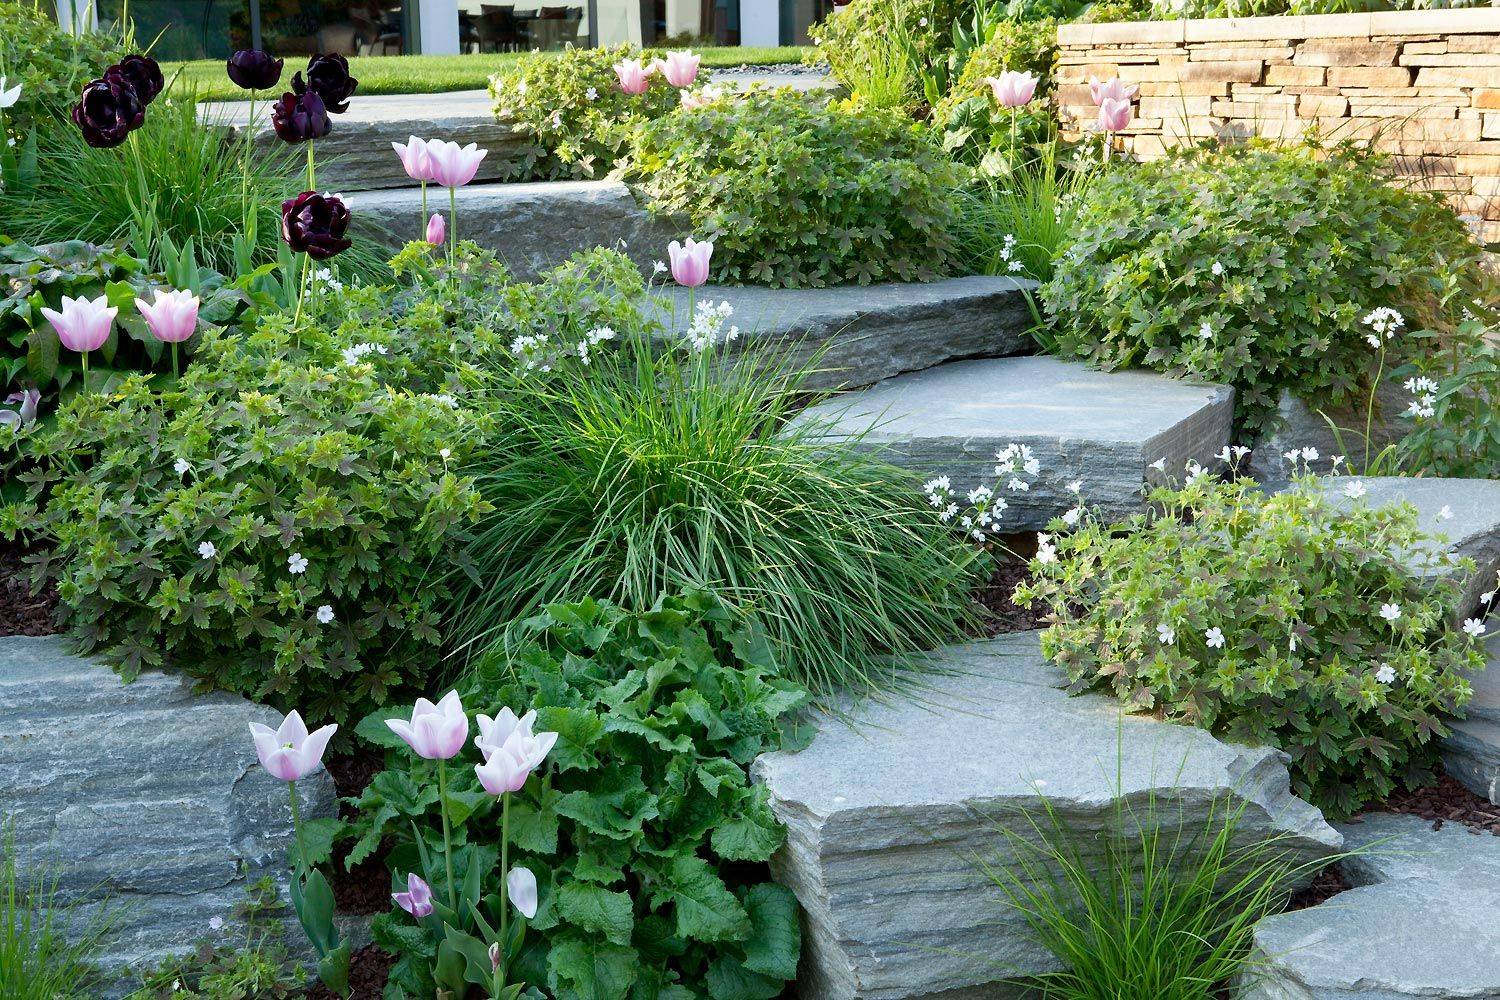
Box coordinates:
[626,88,959,287]
[1014,461,1487,818]
[1040,141,1490,439]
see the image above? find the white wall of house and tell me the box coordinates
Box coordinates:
[741,0,781,46]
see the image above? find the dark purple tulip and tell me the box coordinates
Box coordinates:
[281,191,352,260]
[270,90,330,144]
[226,49,284,91]
[107,54,164,106]
[292,53,358,114]
[72,76,145,148]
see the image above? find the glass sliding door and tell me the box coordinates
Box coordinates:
[92,0,412,61]
[592,0,739,48]
[457,0,589,52]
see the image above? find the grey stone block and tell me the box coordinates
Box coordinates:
[0,636,336,992]
[789,357,1235,530]
[1443,620,1500,803]
[1250,380,1411,486]
[1244,813,1500,1000]
[753,633,1339,1000]
[651,277,1037,390]
[350,179,680,280]
[1317,476,1500,620]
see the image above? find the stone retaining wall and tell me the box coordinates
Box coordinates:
[1056,8,1500,245]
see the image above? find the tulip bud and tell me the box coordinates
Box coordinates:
[426,212,446,247]
[667,237,713,288]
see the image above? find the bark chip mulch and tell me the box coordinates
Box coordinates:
[0,540,57,636]
[1286,865,1353,910]
[304,945,394,999]
[323,748,395,916]
[1365,772,1500,836]
[973,534,1049,637]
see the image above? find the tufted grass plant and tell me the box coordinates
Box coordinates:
[0,828,108,1000]
[449,329,984,696]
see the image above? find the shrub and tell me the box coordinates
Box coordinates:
[448,325,983,695]
[488,44,686,181]
[627,88,959,286]
[931,18,1059,173]
[4,310,491,722]
[0,3,126,128]
[1014,469,1486,818]
[1040,142,1488,438]
[810,0,971,104]
[350,592,808,999]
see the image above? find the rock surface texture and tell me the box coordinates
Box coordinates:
[652,278,1036,390]
[1249,381,1411,486]
[1245,812,1500,1000]
[351,179,680,279]
[1319,476,1500,620]
[789,357,1235,530]
[1443,620,1500,804]
[0,635,335,992]
[752,633,1339,1000]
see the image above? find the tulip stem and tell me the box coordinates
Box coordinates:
[170,341,179,380]
[80,351,90,395]
[421,181,428,241]
[1010,107,1017,165]
[498,791,510,993]
[288,780,308,874]
[436,759,457,914]
[307,140,316,192]
[448,186,457,270]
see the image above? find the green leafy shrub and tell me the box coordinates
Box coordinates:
[449,325,983,694]
[5,310,491,722]
[628,88,958,286]
[1,238,250,397]
[931,18,1059,174]
[488,44,687,181]
[0,2,126,128]
[1014,470,1486,818]
[810,0,970,104]
[1041,142,1488,438]
[350,592,808,1000]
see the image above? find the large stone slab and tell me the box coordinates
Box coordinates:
[752,633,1339,1000]
[1318,476,1500,620]
[652,278,1036,390]
[789,357,1235,530]
[1250,380,1410,485]
[1245,812,1500,1000]
[1443,618,1500,803]
[350,179,680,280]
[0,635,335,991]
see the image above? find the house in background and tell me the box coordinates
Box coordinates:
[49,0,834,61]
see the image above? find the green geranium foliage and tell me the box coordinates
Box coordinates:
[932,18,1059,174]
[4,309,491,722]
[0,3,125,128]
[627,88,958,287]
[488,44,686,181]
[349,592,810,999]
[1014,472,1487,818]
[1040,141,1489,439]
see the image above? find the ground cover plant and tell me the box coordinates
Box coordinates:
[449,310,984,695]
[1015,462,1489,818]
[344,592,808,999]
[627,88,959,286]
[1041,141,1490,439]
[0,1,126,129]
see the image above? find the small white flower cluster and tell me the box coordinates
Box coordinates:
[922,443,1042,544]
[576,325,616,366]
[509,332,554,371]
[313,267,344,293]
[426,393,460,408]
[1403,375,1438,419]
[341,341,388,366]
[1361,306,1405,348]
[1215,444,1252,467]
[685,299,739,352]
[994,234,1026,275]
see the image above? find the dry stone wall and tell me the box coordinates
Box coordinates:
[1056,8,1500,244]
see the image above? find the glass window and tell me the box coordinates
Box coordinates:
[593,0,740,48]
[458,0,589,52]
[91,0,412,61]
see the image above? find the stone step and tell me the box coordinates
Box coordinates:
[752,632,1338,1000]
[1317,476,1500,620]
[789,356,1235,531]
[0,635,335,993]
[1443,619,1500,803]
[350,178,678,280]
[1245,813,1500,1000]
[653,278,1037,390]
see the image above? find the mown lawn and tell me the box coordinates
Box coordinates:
[165,47,816,100]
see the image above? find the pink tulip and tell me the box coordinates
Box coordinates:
[668,237,713,288]
[0,389,40,431]
[476,748,533,794]
[426,212,446,246]
[985,71,1038,109]
[489,942,501,971]
[40,294,115,354]
[613,58,652,96]
[1089,76,1138,106]
[425,139,488,188]
[507,866,538,919]
[386,691,469,760]
[392,873,434,918]
[653,50,701,88]
[248,710,337,782]
[134,288,200,344]
[1098,97,1133,132]
[392,135,434,183]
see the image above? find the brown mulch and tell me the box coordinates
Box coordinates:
[304,945,394,1000]
[1286,865,1352,910]
[0,540,57,636]
[973,534,1048,637]
[1364,772,1500,836]
[323,748,395,916]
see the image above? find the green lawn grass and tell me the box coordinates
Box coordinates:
[166,47,815,101]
